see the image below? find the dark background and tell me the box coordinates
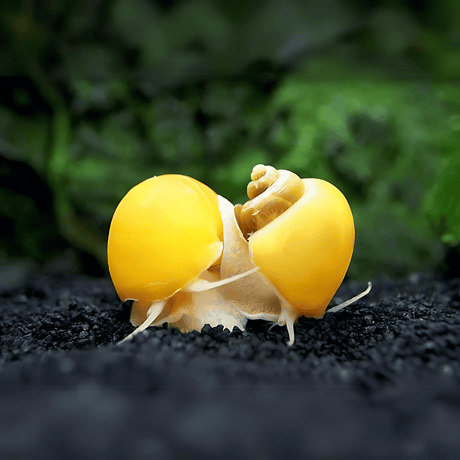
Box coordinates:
[1,0,459,285]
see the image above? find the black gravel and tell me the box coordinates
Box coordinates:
[0,272,459,459]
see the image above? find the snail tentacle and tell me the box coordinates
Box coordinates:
[326,282,373,315]
[118,299,167,344]
[183,267,260,292]
[276,302,297,346]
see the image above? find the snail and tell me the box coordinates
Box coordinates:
[108,166,371,345]
[107,174,258,338]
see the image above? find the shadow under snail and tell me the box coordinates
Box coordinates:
[107,165,371,346]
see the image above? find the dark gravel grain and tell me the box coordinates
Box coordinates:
[0,272,459,459]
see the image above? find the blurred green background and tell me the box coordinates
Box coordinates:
[1,0,460,286]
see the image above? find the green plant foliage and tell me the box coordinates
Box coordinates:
[265,79,459,279]
[425,153,460,246]
[65,80,273,238]
[2,0,460,279]
[0,108,48,171]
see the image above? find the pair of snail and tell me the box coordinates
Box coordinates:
[108,164,371,345]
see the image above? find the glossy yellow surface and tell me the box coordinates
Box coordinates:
[249,178,355,318]
[107,175,223,311]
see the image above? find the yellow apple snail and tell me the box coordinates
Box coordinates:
[107,165,371,345]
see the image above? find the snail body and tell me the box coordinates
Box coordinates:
[108,165,370,345]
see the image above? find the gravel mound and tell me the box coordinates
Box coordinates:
[0,273,459,459]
